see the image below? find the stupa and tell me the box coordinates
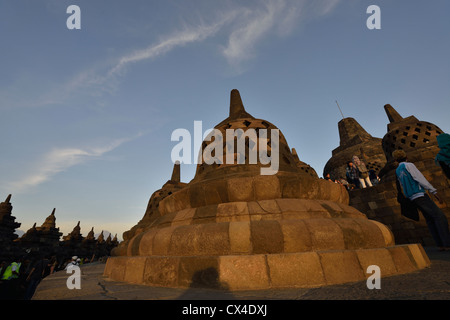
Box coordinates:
[323,117,386,180]
[0,195,22,260]
[105,90,430,290]
[349,104,450,245]
[17,208,63,255]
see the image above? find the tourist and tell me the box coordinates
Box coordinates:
[435,133,450,179]
[0,257,23,299]
[369,169,380,185]
[352,155,372,188]
[24,256,49,300]
[65,256,79,270]
[345,161,359,189]
[393,149,450,251]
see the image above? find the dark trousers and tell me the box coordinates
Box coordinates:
[413,194,450,247]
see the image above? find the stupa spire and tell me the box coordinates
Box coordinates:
[384,104,403,123]
[229,89,253,120]
[171,161,180,182]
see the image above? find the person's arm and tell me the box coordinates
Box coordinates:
[405,163,436,192]
[405,163,443,203]
[26,268,35,281]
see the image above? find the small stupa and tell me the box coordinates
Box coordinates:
[324,117,386,180]
[17,208,63,255]
[105,90,430,290]
[0,195,22,260]
[349,104,449,245]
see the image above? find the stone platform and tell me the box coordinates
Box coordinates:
[32,246,449,300]
[104,244,430,290]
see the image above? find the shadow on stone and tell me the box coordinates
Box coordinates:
[176,267,236,300]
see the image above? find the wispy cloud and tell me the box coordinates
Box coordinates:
[8,133,142,194]
[221,0,341,70]
[1,0,342,110]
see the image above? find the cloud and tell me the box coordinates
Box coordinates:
[220,0,341,70]
[222,1,287,67]
[8,134,142,194]
[1,1,342,109]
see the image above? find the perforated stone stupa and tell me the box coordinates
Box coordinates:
[104,90,430,290]
[323,117,386,180]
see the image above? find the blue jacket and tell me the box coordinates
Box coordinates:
[396,162,437,200]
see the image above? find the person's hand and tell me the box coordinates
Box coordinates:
[433,192,443,204]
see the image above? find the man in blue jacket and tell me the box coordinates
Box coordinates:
[393,149,450,251]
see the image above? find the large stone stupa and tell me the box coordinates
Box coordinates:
[104,90,430,290]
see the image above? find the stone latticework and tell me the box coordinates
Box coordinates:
[323,117,387,181]
[349,104,450,245]
[104,90,430,290]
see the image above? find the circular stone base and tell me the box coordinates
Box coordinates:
[104,244,430,290]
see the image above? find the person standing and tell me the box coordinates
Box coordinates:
[352,155,372,188]
[24,257,49,300]
[435,133,450,179]
[393,149,450,251]
[345,161,359,189]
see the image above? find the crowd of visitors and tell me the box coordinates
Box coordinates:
[0,254,93,300]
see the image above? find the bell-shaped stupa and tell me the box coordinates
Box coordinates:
[105,90,430,290]
[379,104,444,181]
[323,117,386,181]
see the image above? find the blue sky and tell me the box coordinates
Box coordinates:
[1,0,449,241]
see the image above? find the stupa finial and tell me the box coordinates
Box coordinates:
[384,104,403,123]
[171,161,180,182]
[229,89,254,119]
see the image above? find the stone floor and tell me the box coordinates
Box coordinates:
[33,246,449,301]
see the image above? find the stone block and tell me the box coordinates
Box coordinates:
[143,256,180,287]
[189,185,207,208]
[279,219,312,252]
[250,220,284,254]
[253,175,281,200]
[138,229,158,255]
[171,208,196,226]
[178,256,222,288]
[217,202,249,222]
[229,221,252,254]
[304,219,345,251]
[368,219,395,246]
[406,244,430,269]
[318,250,365,285]
[353,219,386,248]
[267,252,325,288]
[124,257,147,284]
[218,255,270,290]
[106,257,127,282]
[386,245,418,274]
[333,218,367,250]
[203,180,229,205]
[227,177,254,202]
[355,248,398,277]
[169,224,201,255]
[192,204,218,224]
[257,199,281,213]
[152,226,176,255]
[195,223,231,255]
[278,176,301,198]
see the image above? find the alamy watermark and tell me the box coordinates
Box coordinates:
[171,121,280,175]
[66,265,81,290]
[366,265,381,289]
